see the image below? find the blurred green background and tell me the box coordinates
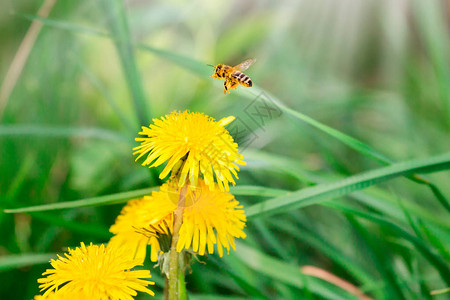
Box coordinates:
[1,0,449,299]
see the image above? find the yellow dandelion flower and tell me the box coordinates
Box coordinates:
[176,180,247,257]
[135,180,246,257]
[37,242,155,300]
[133,110,246,191]
[110,179,246,262]
[109,196,174,263]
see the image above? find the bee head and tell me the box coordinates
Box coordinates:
[208,64,222,78]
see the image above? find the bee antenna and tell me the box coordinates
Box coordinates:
[206,64,215,68]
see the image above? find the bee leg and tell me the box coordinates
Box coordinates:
[230,81,239,91]
[223,80,229,94]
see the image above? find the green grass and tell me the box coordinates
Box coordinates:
[0,0,449,299]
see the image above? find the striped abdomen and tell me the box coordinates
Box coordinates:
[232,71,253,87]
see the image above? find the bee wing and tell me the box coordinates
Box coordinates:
[233,58,256,72]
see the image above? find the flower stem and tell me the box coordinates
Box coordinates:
[164,276,169,300]
[168,184,187,300]
[178,266,187,300]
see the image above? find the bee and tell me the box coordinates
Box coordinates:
[209,58,256,94]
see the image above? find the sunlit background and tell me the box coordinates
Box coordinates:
[1,0,449,299]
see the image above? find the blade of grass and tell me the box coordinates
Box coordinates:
[4,187,157,213]
[301,266,373,300]
[345,215,406,299]
[246,153,450,219]
[0,253,55,272]
[233,242,360,300]
[189,296,258,300]
[246,150,449,227]
[245,150,318,184]
[208,255,270,299]
[100,0,150,126]
[137,44,210,77]
[30,212,111,239]
[425,183,450,212]
[270,220,375,289]
[0,125,130,142]
[13,13,209,78]
[431,287,450,296]
[230,185,289,197]
[245,87,392,164]
[5,153,36,201]
[253,219,291,260]
[0,0,58,120]
[76,60,136,133]
[413,0,450,129]
[417,220,450,262]
[327,202,450,286]
[14,12,108,37]
[2,186,279,214]
[349,190,448,228]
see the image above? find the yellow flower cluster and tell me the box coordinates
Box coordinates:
[110,111,247,264]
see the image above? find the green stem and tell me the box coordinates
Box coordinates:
[178,255,187,300]
[164,276,169,300]
[168,185,187,300]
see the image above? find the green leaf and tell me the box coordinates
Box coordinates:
[246,153,450,219]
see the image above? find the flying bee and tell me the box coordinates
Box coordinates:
[209,58,256,94]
